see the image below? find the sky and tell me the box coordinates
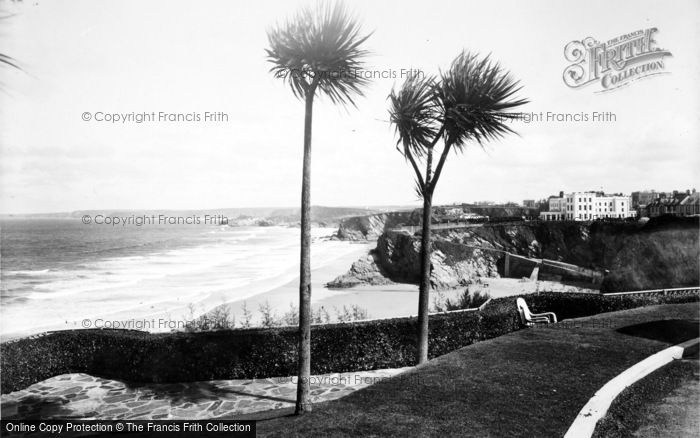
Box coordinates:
[0,0,698,214]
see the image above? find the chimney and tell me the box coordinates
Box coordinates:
[559,191,564,198]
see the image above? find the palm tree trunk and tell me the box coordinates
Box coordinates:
[295,90,314,415]
[417,191,432,364]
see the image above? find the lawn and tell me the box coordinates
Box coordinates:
[253,303,699,437]
[593,358,699,438]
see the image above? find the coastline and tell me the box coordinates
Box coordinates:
[0,223,599,342]
[0,228,376,340]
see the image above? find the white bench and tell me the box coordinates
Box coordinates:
[516,297,557,326]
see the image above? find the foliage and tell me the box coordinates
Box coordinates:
[335,304,369,322]
[182,303,236,332]
[266,1,371,104]
[388,50,529,198]
[433,288,491,312]
[241,302,253,328]
[2,292,696,393]
[181,301,368,332]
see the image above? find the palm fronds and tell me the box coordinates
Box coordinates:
[0,53,21,70]
[389,50,528,196]
[437,51,529,149]
[388,74,439,159]
[266,1,371,105]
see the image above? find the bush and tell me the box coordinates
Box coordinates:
[433,287,491,312]
[525,291,698,321]
[1,292,696,394]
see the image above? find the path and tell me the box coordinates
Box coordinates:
[0,368,411,420]
[633,359,700,438]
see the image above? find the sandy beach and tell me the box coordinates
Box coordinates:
[218,254,599,325]
[0,224,599,341]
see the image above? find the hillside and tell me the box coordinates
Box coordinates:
[335,206,540,240]
[335,211,416,240]
[329,216,699,292]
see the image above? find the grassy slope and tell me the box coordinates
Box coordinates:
[255,303,699,437]
[593,359,699,438]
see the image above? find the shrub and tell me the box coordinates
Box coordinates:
[258,301,280,328]
[335,305,369,322]
[1,292,696,393]
[241,302,253,328]
[183,303,236,332]
[433,287,491,312]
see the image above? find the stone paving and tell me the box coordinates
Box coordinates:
[1,368,411,420]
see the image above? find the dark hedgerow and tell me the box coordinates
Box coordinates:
[1,292,697,393]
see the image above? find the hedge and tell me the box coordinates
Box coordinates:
[1,292,697,393]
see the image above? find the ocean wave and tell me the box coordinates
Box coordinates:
[1,225,361,337]
[5,269,52,277]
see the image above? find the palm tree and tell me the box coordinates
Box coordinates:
[389,51,528,365]
[1,9,23,86]
[0,54,20,69]
[266,2,370,414]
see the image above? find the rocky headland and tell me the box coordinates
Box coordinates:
[328,215,700,293]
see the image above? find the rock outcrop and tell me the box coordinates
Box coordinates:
[326,252,395,288]
[329,231,501,289]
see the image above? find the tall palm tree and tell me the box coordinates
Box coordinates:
[389,51,528,365]
[266,2,370,414]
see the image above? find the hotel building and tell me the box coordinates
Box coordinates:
[539,191,633,221]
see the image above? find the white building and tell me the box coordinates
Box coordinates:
[548,197,566,212]
[540,191,633,221]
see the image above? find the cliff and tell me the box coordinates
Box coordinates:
[335,211,416,240]
[328,231,501,289]
[457,205,540,218]
[228,206,381,228]
[328,216,699,292]
[334,206,540,241]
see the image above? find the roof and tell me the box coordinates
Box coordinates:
[681,192,700,206]
[647,195,688,208]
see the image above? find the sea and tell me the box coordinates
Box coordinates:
[0,218,358,339]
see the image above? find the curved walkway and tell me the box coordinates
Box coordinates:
[0,368,411,420]
[632,360,699,438]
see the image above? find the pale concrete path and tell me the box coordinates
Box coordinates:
[1,368,411,420]
[633,361,700,438]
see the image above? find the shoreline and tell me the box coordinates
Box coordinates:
[0,231,376,341]
[1,225,600,341]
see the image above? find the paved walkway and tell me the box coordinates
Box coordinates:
[0,368,411,420]
[633,360,700,438]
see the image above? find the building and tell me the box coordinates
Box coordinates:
[539,191,633,221]
[548,196,566,212]
[679,191,700,216]
[523,200,536,208]
[540,211,565,221]
[443,207,464,217]
[646,190,699,217]
[631,190,661,209]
